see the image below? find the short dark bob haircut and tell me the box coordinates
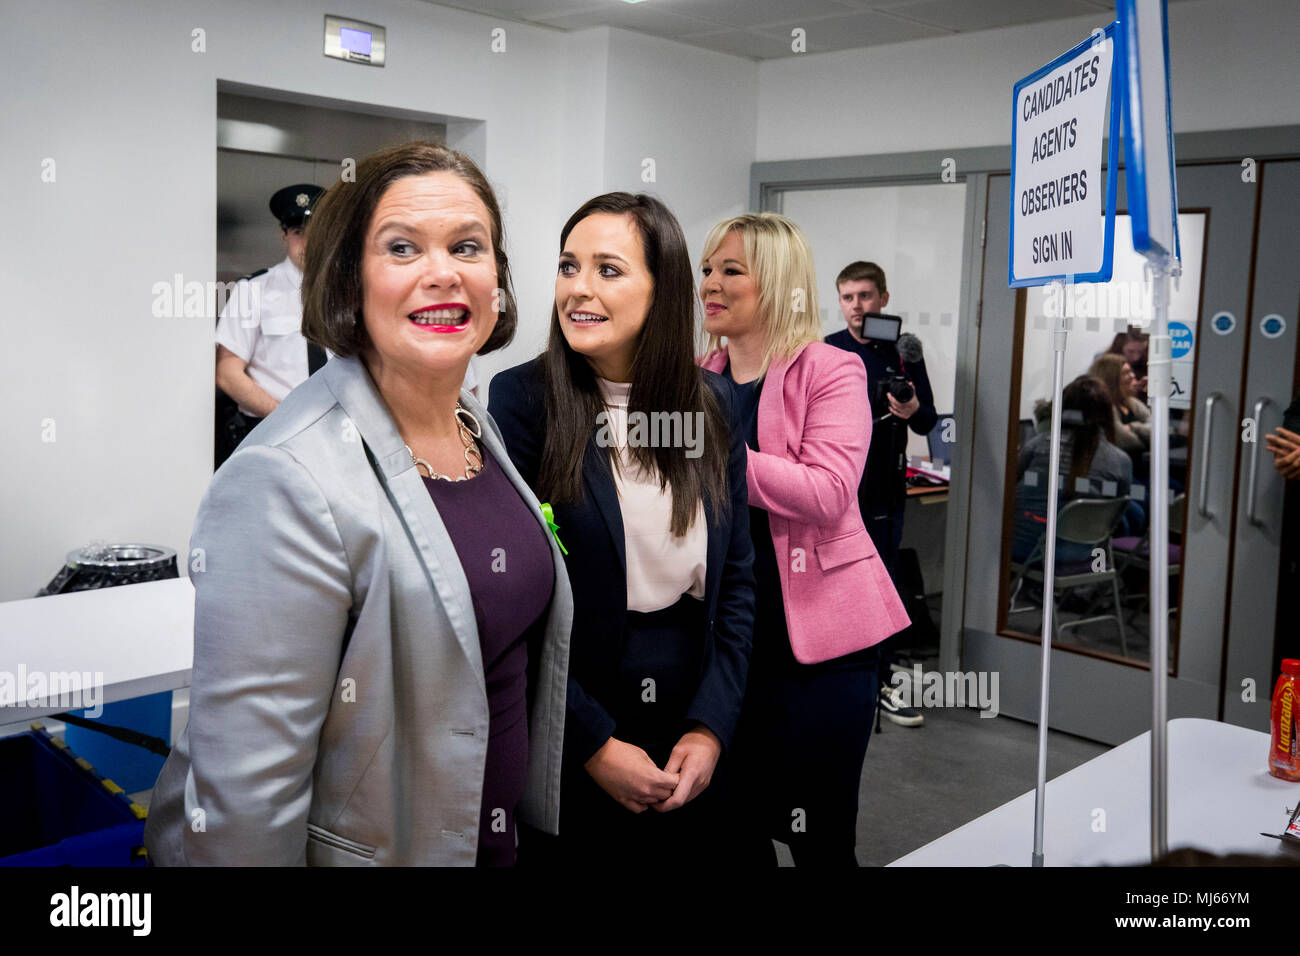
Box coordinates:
[301,141,517,358]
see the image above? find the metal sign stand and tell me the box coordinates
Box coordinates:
[1146,261,1177,860]
[1032,280,1071,868]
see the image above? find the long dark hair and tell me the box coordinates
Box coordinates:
[1062,375,1116,485]
[538,193,729,536]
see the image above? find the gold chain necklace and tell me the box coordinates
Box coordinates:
[405,402,484,481]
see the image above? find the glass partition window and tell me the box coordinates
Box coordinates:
[779,183,967,459]
[999,212,1207,670]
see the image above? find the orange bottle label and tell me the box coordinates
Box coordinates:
[1280,685,1294,754]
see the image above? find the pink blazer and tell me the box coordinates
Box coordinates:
[701,342,910,663]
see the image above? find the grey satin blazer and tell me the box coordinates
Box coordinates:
[144,355,571,865]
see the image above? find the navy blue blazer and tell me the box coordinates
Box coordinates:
[489,358,756,765]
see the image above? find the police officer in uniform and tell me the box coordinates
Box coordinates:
[215,183,327,465]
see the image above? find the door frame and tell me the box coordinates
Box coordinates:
[750,126,1300,720]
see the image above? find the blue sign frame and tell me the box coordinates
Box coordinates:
[1009,21,1122,288]
[1117,0,1181,265]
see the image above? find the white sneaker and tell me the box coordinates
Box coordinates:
[878,682,925,727]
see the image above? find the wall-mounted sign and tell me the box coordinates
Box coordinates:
[324,15,386,67]
[1168,320,1193,359]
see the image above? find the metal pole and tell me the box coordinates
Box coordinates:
[1032,284,1070,867]
[1147,266,1172,860]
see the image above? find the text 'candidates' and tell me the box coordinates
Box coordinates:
[1011,28,1118,286]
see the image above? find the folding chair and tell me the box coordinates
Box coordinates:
[1113,493,1186,628]
[1008,496,1131,656]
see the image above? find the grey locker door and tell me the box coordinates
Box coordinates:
[1222,160,1300,731]
[965,161,1265,745]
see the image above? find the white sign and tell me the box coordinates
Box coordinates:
[1011,34,1115,283]
[1170,360,1193,410]
[1119,0,1179,263]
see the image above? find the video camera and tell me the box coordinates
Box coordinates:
[860,312,918,406]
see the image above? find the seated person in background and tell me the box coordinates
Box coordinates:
[1032,398,1052,435]
[1107,331,1149,405]
[1088,352,1151,461]
[1011,375,1133,565]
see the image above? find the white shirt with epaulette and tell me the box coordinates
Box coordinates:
[215,257,310,416]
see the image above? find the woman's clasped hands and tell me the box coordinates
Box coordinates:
[584,726,722,814]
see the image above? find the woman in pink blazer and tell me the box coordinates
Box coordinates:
[698,212,909,866]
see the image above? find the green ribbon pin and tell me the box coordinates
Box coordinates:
[540,502,568,555]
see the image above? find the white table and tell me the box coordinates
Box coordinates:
[890,718,1298,866]
[0,577,194,725]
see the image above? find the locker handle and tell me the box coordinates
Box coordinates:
[1246,396,1275,528]
[1197,392,1222,519]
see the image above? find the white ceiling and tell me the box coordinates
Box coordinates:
[423,0,1195,59]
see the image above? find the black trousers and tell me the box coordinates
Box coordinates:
[727,629,879,868]
[864,511,906,679]
[222,409,263,460]
[521,595,732,868]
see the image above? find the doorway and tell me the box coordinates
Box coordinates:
[971,159,1299,743]
[213,89,446,468]
[751,128,1300,745]
[773,180,968,659]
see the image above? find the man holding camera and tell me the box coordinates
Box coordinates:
[825,261,938,727]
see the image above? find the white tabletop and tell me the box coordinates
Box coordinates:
[0,577,194,723]
[890,717,1298,866]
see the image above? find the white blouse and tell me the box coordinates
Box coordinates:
[596,378,707,613]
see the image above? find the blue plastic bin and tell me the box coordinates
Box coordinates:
[63,694,171,794]
[0,724,147,866]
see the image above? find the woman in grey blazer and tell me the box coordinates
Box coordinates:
[144,142,571,866]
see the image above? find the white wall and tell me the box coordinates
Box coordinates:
[0,2,756,602]
[782,183,967,458]
[756,0,1300,160]
[601,28,758,268]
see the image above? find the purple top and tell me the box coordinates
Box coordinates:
[421,444,554,866]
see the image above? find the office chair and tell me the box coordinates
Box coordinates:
[929,413,955,465]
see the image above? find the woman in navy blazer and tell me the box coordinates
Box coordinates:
[490,192,755,866]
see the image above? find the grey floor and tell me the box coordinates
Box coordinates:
[772,643,1111,867]
[850,693,1109,866]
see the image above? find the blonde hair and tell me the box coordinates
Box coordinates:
[700,213,823,376]
[1088,353,1127,407]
